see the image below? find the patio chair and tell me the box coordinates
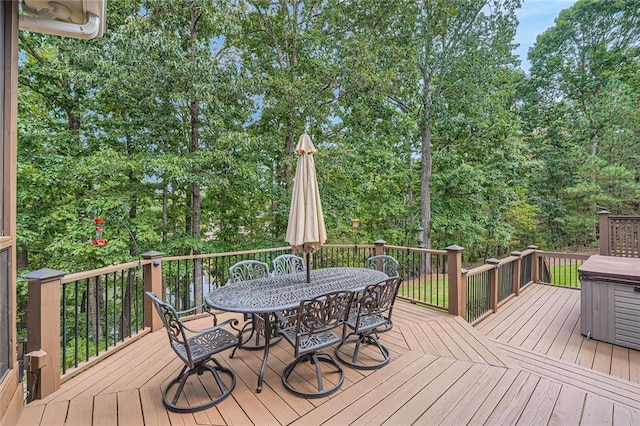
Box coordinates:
[280,290,354,398]
[365,254,400,277]
[228,260,274,352]
[145,291,239,413]
[228,259,271,283]
[334,276,402,370]
[272,254,306,276]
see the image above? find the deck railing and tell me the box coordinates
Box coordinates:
[535,251,590,288]
[384,245,449,310]
[161,247,292,311]
[58,262,145,374]
[463,248,537,324]
[23,240,592,400]
[599,211,640,258]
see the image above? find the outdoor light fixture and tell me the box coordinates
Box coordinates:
[352,218,360,248]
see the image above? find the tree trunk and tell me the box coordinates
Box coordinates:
[87,276,103,345]
[420,115,433,274]
[189,8,203,309]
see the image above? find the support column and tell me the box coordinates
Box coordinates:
[511,251,522,296]
[446,245,465,319]
[528,245,538,283]
[374,240,386,256]
[142,251,163,331]
[23,268,66,401]
[486,258,500,313]
[598,210,611,256]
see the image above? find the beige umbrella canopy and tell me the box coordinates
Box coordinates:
[286,133,326,282]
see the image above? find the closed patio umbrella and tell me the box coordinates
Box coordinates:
[286,133,326,283]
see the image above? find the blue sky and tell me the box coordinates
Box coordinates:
[514,0,577,71]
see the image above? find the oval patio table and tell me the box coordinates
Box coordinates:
[205,267,388,392]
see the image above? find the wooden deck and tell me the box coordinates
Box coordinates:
[17,284,640,425]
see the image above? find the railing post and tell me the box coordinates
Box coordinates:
[528,245,538,283]
[142,250,164,332]
[598,210,611,256]
[446,245,465,319]
[23,268,66,401]
[486,258,500,313]
[374,240,386,256]
[511,251,522,296]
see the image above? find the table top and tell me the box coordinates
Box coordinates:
[205,267,388,314]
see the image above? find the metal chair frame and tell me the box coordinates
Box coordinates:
[335,277,402,370]
[227,260,276,353]
[145,291,239,413]
[365,254,400,278]
[272,254,306,276]
[280,290,354,398]
[228,259,271,283]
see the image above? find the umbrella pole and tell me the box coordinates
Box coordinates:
[306,254,311,283]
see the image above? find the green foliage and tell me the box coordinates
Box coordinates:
[15,0,639,280]
[524,0,640,248]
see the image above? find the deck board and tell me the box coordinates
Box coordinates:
[515,377,562,425]
[438,363,512,426]
[378,359,473,425]
[18,284,640,425]
[415,363,491,423]
[548,385,586,426]
[39,400,68,425]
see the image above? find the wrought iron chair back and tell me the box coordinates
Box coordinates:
[365,254,400,277]
[228,259,270,283]
[228,259,273,352]
[351,276,402,335]
[335,276,402,370]
[272,254,306,276]
[280,290,354,398]
[291,290,353,357]
[145,291,239,412]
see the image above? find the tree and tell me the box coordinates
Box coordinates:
[526,0,640,247]
[228,0,345,237]
[331,0,523,253]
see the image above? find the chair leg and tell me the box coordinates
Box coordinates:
[282,351,344,398]
[162,359,236,413]
[335,332,391,370]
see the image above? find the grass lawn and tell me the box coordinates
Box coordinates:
[547,262,582,288]
[398,275,448,308]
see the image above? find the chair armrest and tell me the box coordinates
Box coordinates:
[176,304,218,325]
[274,308,298,329]
[175,304,213,316]
[274,310,290,325]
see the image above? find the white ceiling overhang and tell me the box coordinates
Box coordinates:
[19,0,106,39]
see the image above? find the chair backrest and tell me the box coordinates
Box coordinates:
[352,277,402,334]
[145,291,194,366]
[365,255,400,277]
[272,254,306,276]
[228,260,270,283]
[293,290,354,356]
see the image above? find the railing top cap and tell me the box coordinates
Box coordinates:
[141,250,163,259]
[22,268,67,281]
[446,245,464,251]
[374,239,387,245]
